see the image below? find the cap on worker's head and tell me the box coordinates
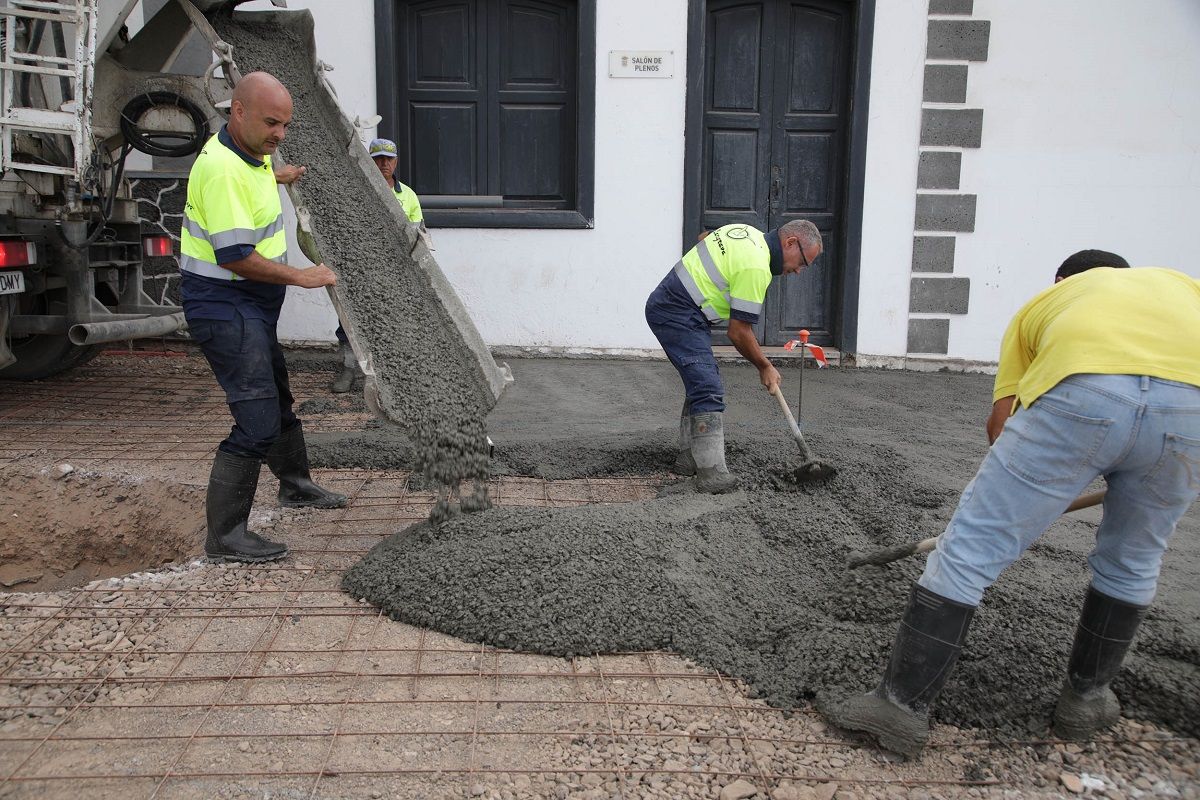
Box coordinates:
[368,138,398,159]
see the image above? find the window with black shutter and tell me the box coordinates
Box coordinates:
[376,0,596,228]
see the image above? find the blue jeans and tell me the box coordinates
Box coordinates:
[645,272,724,413]
[922,374,1200,606]
[188,312,299,459]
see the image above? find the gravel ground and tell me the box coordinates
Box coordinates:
[0,352,1197,798]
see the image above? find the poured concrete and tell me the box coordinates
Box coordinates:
[336,359,1199,741]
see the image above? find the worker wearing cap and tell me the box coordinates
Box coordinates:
[180,71,347,564]
[331,137,426,393]
[367,137,424,223]
[644,220,823,493]
[830,251,1200,757]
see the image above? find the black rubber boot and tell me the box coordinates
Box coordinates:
[673,401,696,476]
[204,450,288,563]
[828,584,975,758]
[690,412,738,493]
[331,342,359,394]
[266,422,348,509]
[1053,586,1148,740]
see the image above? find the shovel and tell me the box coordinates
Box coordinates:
[846,488,1107,569]
[768,384,837,484]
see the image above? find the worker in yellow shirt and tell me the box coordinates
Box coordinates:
[830,250,1200,757]
[331,137,425,392]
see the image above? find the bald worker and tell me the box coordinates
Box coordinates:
[180,71,346,564]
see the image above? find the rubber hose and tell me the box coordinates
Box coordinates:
[119,92,210,159]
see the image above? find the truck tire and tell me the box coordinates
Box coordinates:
[0,334,100,380]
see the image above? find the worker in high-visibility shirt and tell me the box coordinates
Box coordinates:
[180,71,346,564]
[331,137,425,393]
[645,220,823,493]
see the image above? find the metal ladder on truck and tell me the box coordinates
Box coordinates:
[0,0,97,181]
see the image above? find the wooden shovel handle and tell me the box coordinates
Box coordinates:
[769,384,802,438]
[1065,488,1106,512]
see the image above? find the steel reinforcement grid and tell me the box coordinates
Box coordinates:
[0,349,1195,799]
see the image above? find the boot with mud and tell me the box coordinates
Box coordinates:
[267,422,349,509]
[331,341,361,393]
[827,584,974,758]
[673,401,696,476]
[205,450,288,563]
[1053,586,1148,740]
[689,412,738,493]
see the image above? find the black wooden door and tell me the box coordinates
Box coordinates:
[696,0,853,346]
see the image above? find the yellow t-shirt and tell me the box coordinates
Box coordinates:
[994,267,1200,407]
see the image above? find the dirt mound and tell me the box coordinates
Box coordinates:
[0,467,204,591]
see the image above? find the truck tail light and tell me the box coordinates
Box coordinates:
[0,240,36,268]
[142,235,174,257]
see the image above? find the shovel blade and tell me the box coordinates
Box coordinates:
[791,460,837,484]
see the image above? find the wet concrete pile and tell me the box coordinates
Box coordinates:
[340,362,1199,742]
[211,11,495,518]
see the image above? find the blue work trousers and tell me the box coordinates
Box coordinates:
[645,275,724,413]
[189,312,299,459]
[921,374,1200,607]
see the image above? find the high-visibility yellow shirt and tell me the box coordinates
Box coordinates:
[180,130,287,282]
[393,181,423,223]
[673,224,773,324]
[994,267,1200,407]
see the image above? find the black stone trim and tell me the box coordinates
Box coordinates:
[908,318,950,353]
[923,64,968,103]
[918,151,962,190]
[928,0,973,15]
[926,20,991,61]
[910,278,970,314]
[921,108,984,148]
[915,194,977,233]
[912,235,956,273]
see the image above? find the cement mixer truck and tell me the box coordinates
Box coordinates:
[0,0,278,379]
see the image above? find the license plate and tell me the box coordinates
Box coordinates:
[0,271,23,295]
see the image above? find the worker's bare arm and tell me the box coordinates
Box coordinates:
[986,395,1016,444]
[224,250,336,289]
[273,162,307,185]
[727,319,781,391]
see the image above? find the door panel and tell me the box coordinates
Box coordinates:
[694,0,854,347]
[701,1,772,233]
[707,130,759,210]
[784,132,833,212]
[764,0,851,345]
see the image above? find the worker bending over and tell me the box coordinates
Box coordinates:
[645,221,822,492]
[180,71,346,564]
[332,137,426,393]
[830,251,1200,757]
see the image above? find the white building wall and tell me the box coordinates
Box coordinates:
[855,0,1200,365]
[234,1,1200,363]
[853,0,927,360]
[949,0,1200,363]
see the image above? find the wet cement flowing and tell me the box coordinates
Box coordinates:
[212,11,494,517]
[339,360,1199,741]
